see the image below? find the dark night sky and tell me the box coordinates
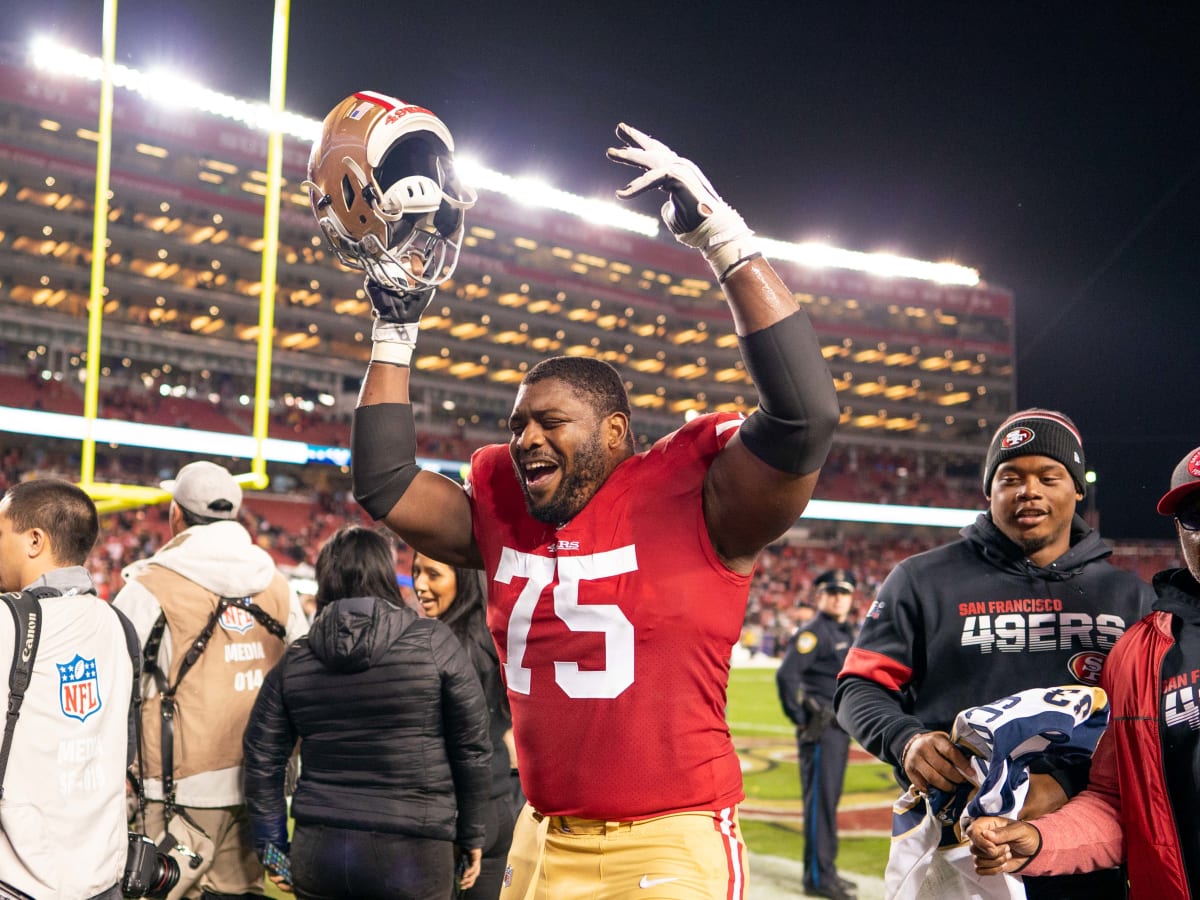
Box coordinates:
[11,1,1200,539]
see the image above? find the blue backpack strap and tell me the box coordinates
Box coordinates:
[0,590,43,799]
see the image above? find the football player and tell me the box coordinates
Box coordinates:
[307,95,839,899]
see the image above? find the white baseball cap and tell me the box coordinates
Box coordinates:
[162,461,242,519]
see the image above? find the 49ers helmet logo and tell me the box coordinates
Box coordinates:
[1068,650,1106,686]
[1001,427,1035,449]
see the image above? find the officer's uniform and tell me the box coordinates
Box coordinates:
[775,570,858,900]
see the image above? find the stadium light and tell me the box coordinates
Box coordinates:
[27,37,982,286]
[455,159,659,237]
[29,36,320,144]
[759,238,980,287]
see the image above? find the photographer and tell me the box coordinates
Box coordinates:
[114,461,307,899]
[0,480,134,899]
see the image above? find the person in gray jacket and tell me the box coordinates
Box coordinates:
[243,526,492,900]
[0,479,134,899]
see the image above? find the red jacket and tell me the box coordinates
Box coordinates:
[1028,607,1191,898]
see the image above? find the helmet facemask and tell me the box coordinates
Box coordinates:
[307,93,477,294]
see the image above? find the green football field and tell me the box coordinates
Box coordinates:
[264,666,893,897]
[727,666,893,880]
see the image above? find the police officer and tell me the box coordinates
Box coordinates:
[776,569,858,900]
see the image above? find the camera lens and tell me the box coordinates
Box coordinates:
[146,853,181,899]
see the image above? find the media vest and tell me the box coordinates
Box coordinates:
[136,564,290,780]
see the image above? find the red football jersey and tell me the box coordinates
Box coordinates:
[467,412,751,819]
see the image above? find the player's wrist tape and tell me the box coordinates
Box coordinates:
[371,319,419,367]
[717,250,763,284]
[672,203,761,281]
[705,234,762,282]
[736,311,839,474]
[370,341,414,367]
[351,402,422,520]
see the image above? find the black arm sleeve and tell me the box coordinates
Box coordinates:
[737,310,840,475]
[351,402,422,520]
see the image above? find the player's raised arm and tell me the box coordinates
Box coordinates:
[305,92,481,567]
[608,124,839,571]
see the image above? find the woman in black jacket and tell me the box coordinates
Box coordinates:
[412,552,518,900]
[243,527,492,900]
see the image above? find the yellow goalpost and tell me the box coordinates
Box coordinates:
[78,0,293,515]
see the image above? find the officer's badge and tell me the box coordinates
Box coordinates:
[219,605,256,634]
[796,631,818,654]
[57,654,102,722]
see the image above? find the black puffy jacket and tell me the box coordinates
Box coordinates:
[243,595,492,851]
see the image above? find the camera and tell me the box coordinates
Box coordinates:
[122,833,180,899]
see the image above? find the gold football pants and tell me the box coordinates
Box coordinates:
[501,802,748,899]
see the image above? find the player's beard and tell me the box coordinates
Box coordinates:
[522,430,608,526]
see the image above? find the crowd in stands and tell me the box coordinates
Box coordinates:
[741,529,1183,659]
[0,373,1181,649]
[10,365,988,510]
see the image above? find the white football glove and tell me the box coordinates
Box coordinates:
[607,123,761,280]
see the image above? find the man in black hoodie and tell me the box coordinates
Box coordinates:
[834,409,1153,899]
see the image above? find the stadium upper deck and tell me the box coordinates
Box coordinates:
[0,41,1014,461]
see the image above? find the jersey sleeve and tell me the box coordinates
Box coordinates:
[834,562,927,768]
[840,562,922,690]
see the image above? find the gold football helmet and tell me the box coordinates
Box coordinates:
[305,91,477,292]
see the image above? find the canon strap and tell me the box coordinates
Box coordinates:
[142,595,285,820]
[0,589,139,799]
[0,590,43,799]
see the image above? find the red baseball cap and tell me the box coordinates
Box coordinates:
[1156,447,1200,515]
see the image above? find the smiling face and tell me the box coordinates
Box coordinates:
[411,552,458,619]
[989,454,1083,566]
[507,376,628,526]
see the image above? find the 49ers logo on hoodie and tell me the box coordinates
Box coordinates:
[57,654,102,722]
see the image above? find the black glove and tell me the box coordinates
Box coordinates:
[366,279,436,366]
[799,696,835,743]
[367,279,436,325]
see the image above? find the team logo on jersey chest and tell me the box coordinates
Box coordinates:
[58,654,102,722]
[219,605,256,634]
